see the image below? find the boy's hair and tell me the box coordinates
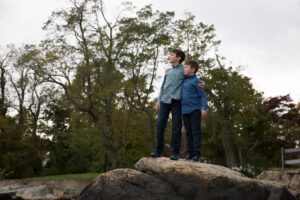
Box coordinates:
[186,60,199,73]
[170,49,185,64]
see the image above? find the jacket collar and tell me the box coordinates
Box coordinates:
[186,74,196,79]
[172,63,182,68]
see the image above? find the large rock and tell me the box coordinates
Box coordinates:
[0,179,90,200]
[135,157,270,200]
[257,170,300,199]
[257,169,300,189]
[77,168,182,200]
[2,159,297,200]
[258,180,297,200]
[78,157,296,200]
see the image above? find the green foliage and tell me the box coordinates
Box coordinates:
[37,0,172,172]
[41,99,101,174]
[1,0,299,179]
[0,117,44,178]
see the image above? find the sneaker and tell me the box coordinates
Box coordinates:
[185,155,193,160]
[192,155,200,161]
[170,154,179,160]
[150,152,161,158]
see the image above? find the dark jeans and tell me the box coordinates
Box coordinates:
[155,99,182,155]
[183,109,202,157]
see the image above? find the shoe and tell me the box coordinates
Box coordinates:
[150,152,161,158]
[192,155,200,161]
[185,155,193,160]
[170,154,179,160]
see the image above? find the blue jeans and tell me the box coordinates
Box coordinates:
[155,99,182,155]
[182,109,202,157]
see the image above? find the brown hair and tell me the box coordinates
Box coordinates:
[185,60,199,73]
[170,49,186,64]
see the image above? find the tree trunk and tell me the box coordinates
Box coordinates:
[238,148,244,168]
[146,109,155,150]
[0,63,7,116]
[222,133,236,168]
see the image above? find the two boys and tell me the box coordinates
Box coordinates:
[150,49,208,161]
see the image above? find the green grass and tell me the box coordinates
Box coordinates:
[29,173,99,181]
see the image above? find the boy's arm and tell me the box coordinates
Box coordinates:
[193,80,208,111]
[157,75,167,109]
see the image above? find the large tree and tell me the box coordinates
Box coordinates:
[2,0,299,177]
[38,0,173,169]
[8,45,51,141]
[0,48,10,117]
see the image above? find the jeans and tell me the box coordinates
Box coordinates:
[182,109,202,157]
[155,99,182,155]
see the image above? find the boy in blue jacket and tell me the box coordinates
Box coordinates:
[182,60,208,161]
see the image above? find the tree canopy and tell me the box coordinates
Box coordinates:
[0,0,299,178]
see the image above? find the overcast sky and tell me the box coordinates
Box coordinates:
[1,0,300,102]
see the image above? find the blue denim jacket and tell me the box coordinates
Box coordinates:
[158,64,184,104]
[181,74,208,114]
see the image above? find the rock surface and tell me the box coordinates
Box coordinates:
[1,158,298,200]
[78,157,297,200]
[135,157,270,200]
[257,169,300,188]
[0,179,90,200]
[257,170,300,199]
[258,180,297,200]
[77,168,182,200]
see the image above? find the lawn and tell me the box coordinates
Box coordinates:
[29,173,99,180]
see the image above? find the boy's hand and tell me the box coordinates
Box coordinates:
[201,110,207,118]
[198,81,205,88]
[156,103,160,110]
[165,68,171,74]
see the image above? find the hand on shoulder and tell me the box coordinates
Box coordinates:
[165,68,171,74]
[198,81,205,88]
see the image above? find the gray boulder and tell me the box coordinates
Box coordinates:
[77,168,182,200]
[77,157,297,200]
[258,180,296,200]
[135,157,270,200]
[257,170,300,199]
[0,179,90,200]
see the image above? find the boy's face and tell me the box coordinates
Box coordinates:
[184,64,195,76]
[167,52,180,64]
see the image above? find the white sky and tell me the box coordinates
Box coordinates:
[1,0,300,102]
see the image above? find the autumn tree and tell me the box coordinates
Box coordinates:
[38,0,173,169]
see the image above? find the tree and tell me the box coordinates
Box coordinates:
[38,0,173,169]
[0,45,50,178]
[202,58,266,168]
[0,48,10,116]
[2,0,298,177]
[258,95,300,169]
[0,115,45,178]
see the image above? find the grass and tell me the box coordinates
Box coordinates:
[29,173,99,181]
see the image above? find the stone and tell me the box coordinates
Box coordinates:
[258,180,296,200]
[257,169,300,199]
[77,168,182,200]
[0,179,90,200]
[135,157,270,200]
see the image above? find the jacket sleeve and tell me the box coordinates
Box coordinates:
[157,75,167,104]
[193,80,208,111]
